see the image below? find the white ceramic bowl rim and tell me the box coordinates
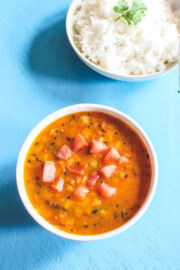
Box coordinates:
[16,104,158,241]
[66,0,177,81]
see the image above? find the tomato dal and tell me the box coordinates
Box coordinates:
[24,112,152,235]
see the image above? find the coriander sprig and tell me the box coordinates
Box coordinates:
[113,0,147,25]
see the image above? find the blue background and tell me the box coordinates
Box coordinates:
[0,0,180,269]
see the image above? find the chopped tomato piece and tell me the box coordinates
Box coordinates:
[51,177,64,192]
[90,139,108,154]
[118,156,128,165]
[99,165,116,178]
[42,161,56,182]
[74,186,89,199]
[56,145,72,160]
[97,183,116,198]
[67,164,86,175]
[72,133,88,152]
[87,174,99,188]
[47,218,64,226]
[104,147,120,163]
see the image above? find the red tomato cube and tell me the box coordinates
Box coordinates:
[99,165,116,178]
[43,161,56,183]
[97,183,116,198]
[72,134,88,152]
[118,156,128,165]
[104,147,120,163]
[87,174,99,188]
[67,164,86,175]
[90,139,108,154]
[74,186,89,199]
[51,177,64,192]
[56,145,72,160]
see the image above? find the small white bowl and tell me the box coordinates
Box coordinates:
[66,0,177,81]
[16,104,158,241]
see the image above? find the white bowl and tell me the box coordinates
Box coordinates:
[16,104,158,241]
[66,0,178,81]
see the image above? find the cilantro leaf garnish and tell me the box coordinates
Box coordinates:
[113,0,129,15]
[113,0,147,25]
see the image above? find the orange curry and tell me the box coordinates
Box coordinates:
[24,112,152,235]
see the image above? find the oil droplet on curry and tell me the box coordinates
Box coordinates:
[24,112,152,235]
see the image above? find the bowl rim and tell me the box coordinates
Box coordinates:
[65,0,177,81]
[16,104,158,241]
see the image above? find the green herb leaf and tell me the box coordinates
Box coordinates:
[113,0,129,14]
[50,143,56,150]
[114,0,147,25]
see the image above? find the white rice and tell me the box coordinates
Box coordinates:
[73,0,180,75]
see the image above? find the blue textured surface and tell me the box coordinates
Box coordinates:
[0,0,180,269]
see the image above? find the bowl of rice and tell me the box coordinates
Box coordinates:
[66,0,180,81]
